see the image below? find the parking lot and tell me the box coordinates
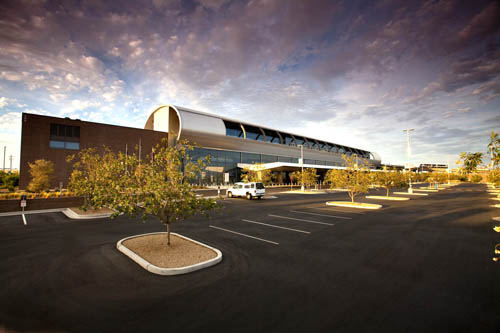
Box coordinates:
[0,183,499,332]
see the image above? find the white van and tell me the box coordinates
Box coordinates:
[227,182,265,199]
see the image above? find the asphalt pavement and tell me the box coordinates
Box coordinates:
[0,183,499,332]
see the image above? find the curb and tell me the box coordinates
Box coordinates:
[393,192,428,196]
[62,208,113,220]
[326,201,382,210]
[117,232,222,276]
[365,196,410,201]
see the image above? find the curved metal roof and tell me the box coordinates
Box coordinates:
[145,104,378,158]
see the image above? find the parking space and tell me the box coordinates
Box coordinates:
[0,183,499,332]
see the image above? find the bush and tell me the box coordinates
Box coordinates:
[471,174,482,183]
[27,159,54,192]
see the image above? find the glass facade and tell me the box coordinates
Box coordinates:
[222,121,371,160]
[188,147,339,184]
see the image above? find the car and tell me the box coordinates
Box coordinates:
[226,182,265,200]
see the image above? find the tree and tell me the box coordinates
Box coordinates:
[487,170,500,188]
[324,154,371,202]
[456,152,483,177]
[290,168,318,189]
[27,159,54,192]
[375,168,407,196]
[487,131,500,169]
[68,139,218,246]
[241,163,275,185]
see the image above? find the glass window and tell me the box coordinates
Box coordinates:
[245,185,250,189]
[309,140,319,150]
[281,133,296,146]
[264,129,281,144]
[305,159,315,164]
[242,152,260,164]
[49,140,65,149]
[294,136,305,146]
[65,142,80,150]
[278,156,292,163]
[256,183,265,189]
[261,154,278,163]
[251,183,255,188]
[223,120,244,138]
[74,127,80,138]
[50,124,58,136]
[243,125,264,141]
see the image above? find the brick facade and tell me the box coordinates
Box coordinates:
[19,113,168,189]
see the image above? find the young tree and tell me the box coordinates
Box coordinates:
[27,159,54,192]
[68,139,218,246]
[241,163,275,185]
[324,154,371,202]
[375,168,408,196]
[289,168,318,189]
[487,131,500,168]
[456,152,483,178]
[487,170,500,188]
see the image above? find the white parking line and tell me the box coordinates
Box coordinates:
[310,207,366,215]
[269,214,334,226]
[289,210,352,220]
[209,225,279,245]
[241,219,310,234]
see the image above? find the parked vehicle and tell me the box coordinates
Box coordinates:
[226,182,265,199]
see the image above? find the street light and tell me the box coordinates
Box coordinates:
[298,144,304,191]
[403,129,414,194]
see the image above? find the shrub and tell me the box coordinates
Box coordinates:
[471,174,482,183]
[27,159,54,192]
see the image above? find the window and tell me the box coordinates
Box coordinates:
[281,133,296,146]
[49,141,80,150]
[49,123,80,150]
[251,183,255,188]
[243,125,264,141]
[261,154,278,163]
[263,129,281,144]
[294,136,305,146]
[309,140,319,150]
[245,185,250,189]
[224,120,244,138]
[242,152,260,164]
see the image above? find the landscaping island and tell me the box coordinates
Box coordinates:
[117,232,222,275]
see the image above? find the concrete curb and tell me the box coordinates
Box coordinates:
[365,196,410,201]
[393,192,428,196]
[117,232,222,276]
[492,204,500,208]
[326,201,382,210]
[492,217,500,222]
[62,208,113,220]
[413,189,439,192]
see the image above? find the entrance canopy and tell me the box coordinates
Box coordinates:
[237,162,347,172]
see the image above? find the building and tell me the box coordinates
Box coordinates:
[19,113,167,189]
[19,105,381,188]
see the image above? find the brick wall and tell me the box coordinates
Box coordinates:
[20,113,168,189]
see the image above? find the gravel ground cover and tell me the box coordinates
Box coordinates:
[122,233,217,268]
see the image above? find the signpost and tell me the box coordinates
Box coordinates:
[20,194,27,225]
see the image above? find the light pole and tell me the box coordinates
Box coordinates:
[298,144,304,191]
[403,129,414,194]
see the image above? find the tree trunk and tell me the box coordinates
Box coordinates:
[350,192,354,203]
[166,223,171,247]
[386,187,390,197]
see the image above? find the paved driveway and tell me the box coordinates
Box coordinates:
[0,183,499,332]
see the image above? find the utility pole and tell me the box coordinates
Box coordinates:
[9,155,13,173]
[403,129,414,193]
[3,146,5,171]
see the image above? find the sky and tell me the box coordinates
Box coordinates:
[0,0,499,169]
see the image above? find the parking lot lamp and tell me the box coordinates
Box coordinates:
[298,144,304,191]
[403,129,414,193]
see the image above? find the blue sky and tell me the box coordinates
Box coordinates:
[1,0,499,168]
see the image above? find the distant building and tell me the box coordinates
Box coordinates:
[19,105,382,188]
[416,163,449,172]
